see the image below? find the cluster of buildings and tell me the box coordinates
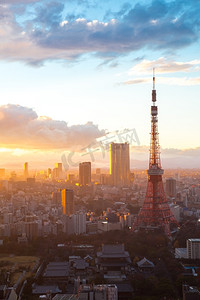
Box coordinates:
[29,244,156,299]
[1,82,200,299]
[0,142,132,187]
[1,162,200,242]
[0,143,138,242]
[0,185,135,240]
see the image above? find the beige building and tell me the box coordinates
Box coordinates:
[54,163,63,180]
[79,162,91,185]
[23,162,28,179]
[110,143,130,186]
[166,178,176,197]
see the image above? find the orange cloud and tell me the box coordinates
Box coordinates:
[0,104,105,150]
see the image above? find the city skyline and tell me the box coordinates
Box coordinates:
[0,0,200,168]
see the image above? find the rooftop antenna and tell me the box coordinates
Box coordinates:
[152,68,156,103]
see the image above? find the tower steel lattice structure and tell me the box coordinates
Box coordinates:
[133,70,178,236]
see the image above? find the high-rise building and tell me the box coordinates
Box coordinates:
[61,189,74,216]
[79,162,91,185]
[67,174,75,184]
[23,221,38,240]
[166,178,176,198]
[63,212,86,235]
[110,143,130,186]
[52,190,61,206]
[47,168,52,178]
[54,163,62,180]
[187,239,200,259]
[74,212,86,235]
[23,162,28,179]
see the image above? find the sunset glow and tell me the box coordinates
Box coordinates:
[0,0,200,169]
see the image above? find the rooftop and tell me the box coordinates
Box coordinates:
[32,285,61,295]
[137,257,155,268]
[52,294,88,300]
[188,239,200,242]
[102,244,125,254]
[43,262,70,278]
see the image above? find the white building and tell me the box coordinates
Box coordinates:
[175,248,187,259]
[94,285,118,300]
[74,212,86,235]
[98,221,121,233]
[187,239,200,259]
[170,204,181,222]
[63,212,86,235]
[4,213,13,224]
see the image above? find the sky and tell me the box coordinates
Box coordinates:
[0,0,200,170]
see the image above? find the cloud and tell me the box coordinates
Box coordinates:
[129,58,200,75]
[131,145,200,159]
[34,2,65,26]
[0,104,105,150]
[162,147,200,158]
[130,145,200,168]
[1,0,200,64]
[123,78,149,85]
[122,76,200,86]
[5,0,40,3]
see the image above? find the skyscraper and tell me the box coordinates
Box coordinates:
[47,168,52,178]
[110,143,130,186]
[52,190,61,206]
[166,178,176,198]
[79,162,91,185]
[54,163,62,180]
[61,189,74,216]
[23,162,28,179]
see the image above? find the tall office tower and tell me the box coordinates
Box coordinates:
[79,162,91,185]
[73,212,86,235]
[110,143,130,186]
[52,190,61,206]
[23,162,28,179]
[61,189,74,216]
[133,71,178,236]
[166,178,176,198]
[23,221,38,240]
[54,163,62,179]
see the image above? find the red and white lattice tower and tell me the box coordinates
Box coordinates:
[133,70,178,236]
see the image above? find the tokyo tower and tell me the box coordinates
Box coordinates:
[133,70,178,236]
